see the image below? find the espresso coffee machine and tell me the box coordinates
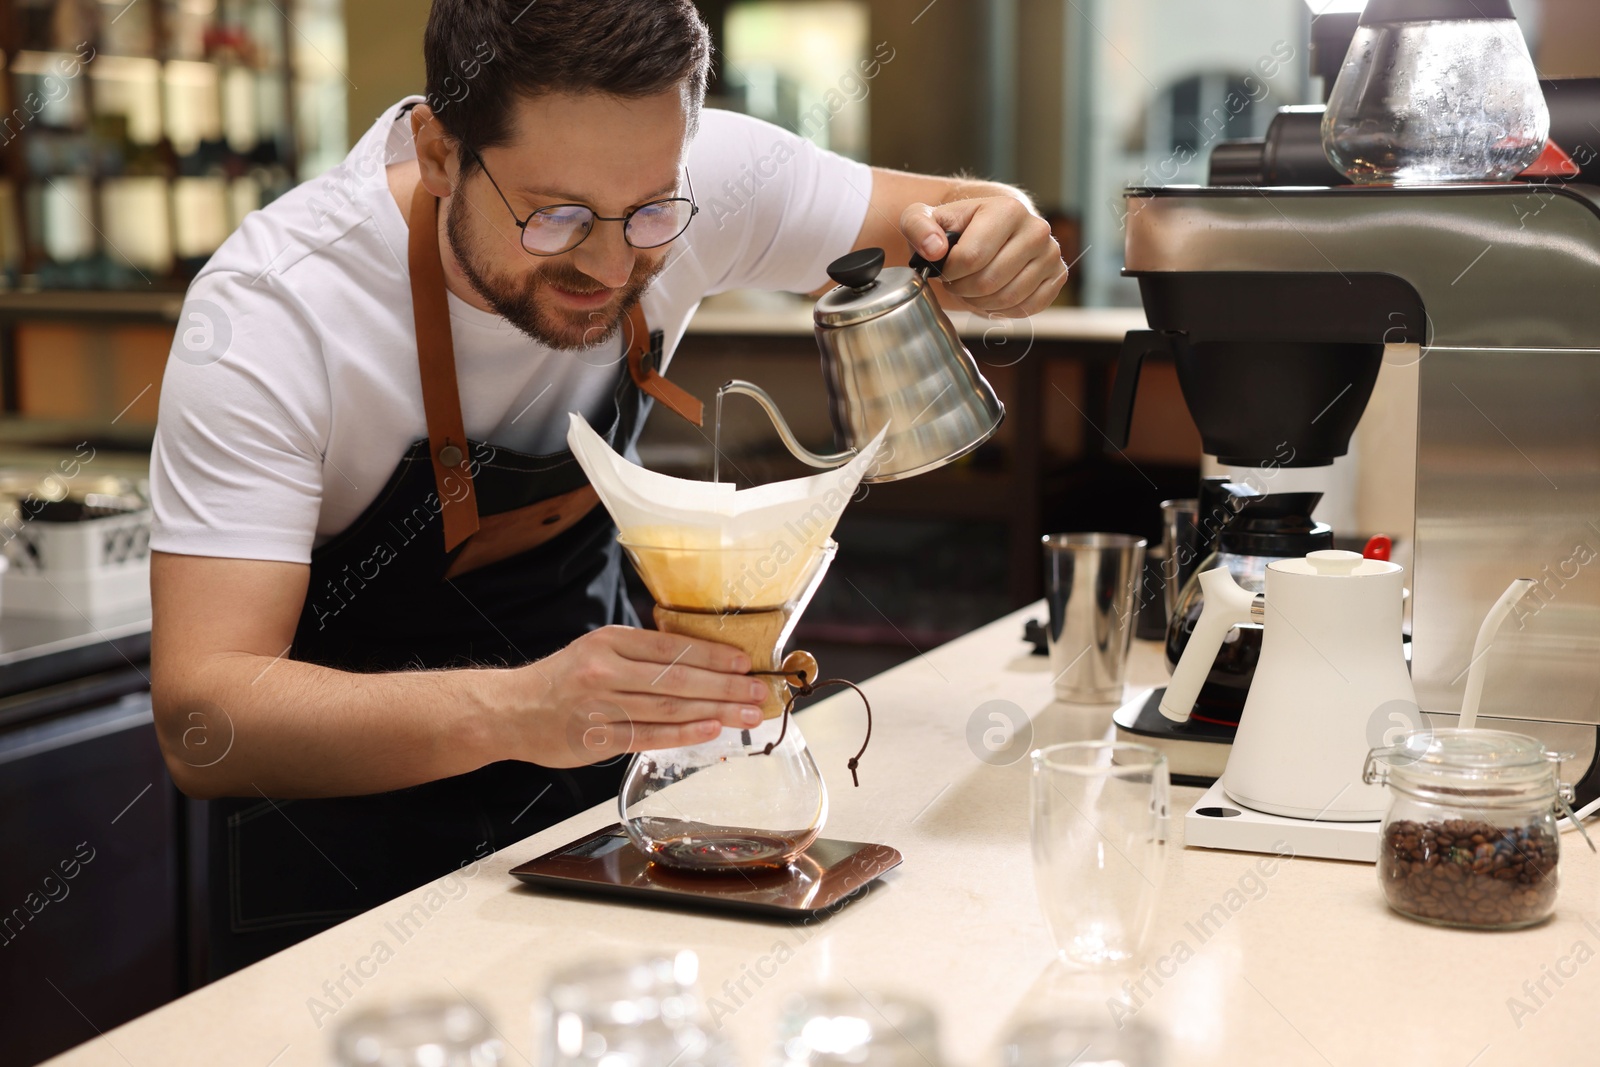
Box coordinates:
[1109,93,1600,859]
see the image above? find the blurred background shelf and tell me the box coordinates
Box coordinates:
[0,0,347,293]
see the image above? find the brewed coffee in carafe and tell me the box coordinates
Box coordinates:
[622,712,828,871]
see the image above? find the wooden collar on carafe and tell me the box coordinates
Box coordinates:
[407,185,704,552]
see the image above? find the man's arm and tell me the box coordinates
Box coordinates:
[823,166,1067,317]
[151,552,770,799]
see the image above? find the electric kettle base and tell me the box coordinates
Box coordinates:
[1115,690,1383,861]
[1185,782,1381,864]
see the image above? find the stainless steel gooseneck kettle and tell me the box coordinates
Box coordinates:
[721,234,1006,483]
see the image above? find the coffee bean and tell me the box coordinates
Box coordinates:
[1379,817,1558,928]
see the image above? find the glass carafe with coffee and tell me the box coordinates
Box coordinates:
[567,414,884,873]
[615,537,840,870]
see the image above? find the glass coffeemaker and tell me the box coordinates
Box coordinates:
[614,538,837,871]
[1164,487,1333,728]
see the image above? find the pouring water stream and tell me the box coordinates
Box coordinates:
[713,384,725,485]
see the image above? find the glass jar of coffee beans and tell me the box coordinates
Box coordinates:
[1363,728,1568,930]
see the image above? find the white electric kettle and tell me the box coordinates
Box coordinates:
[1162,549,1415,821]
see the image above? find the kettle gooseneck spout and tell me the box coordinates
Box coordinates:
[718,380,857,469]
[718,231,1003,484]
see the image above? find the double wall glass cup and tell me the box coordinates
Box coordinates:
[1030,742,1169,968]
[536,951,733,1067]
[1000,1015,1162,1066]
[775,989,943,1067]
[334,998,504,1066]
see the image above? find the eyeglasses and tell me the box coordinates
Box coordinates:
[468,150,698,257]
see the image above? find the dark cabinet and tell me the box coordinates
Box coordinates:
[0,689,180,1067]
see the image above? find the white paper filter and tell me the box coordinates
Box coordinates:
[567,412,885,610]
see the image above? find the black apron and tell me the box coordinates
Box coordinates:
[198,182,704,980]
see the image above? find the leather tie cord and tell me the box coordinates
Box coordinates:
[750,669,874,787]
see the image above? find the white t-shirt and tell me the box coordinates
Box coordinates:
[149,99,872,563]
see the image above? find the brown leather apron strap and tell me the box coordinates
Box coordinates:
[624,303,704,427]
[443,483,600,580]
[407,184,480,552]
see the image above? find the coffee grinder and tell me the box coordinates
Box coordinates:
[1109,8,1600,860]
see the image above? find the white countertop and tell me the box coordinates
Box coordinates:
[687,301,1147,343]
[45,606,1600,1066]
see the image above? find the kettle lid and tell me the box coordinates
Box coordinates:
[1360,0,1514,23]
[1268,549,1400,578]
[815,248,927,328]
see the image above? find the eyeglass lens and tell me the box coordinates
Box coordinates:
[521,199,694,255]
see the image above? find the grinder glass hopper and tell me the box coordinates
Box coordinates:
[567,413,886,872]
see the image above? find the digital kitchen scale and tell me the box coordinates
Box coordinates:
[510,824,902,920]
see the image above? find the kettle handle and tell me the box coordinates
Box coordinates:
[908,231,961,278]
[719,380,857,469]
[1159,567,1260,723]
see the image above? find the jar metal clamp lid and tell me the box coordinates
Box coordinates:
[1364,728,1596,851]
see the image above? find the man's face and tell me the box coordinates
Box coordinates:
[445,89,691,351]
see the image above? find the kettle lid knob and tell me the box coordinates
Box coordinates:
[827,248,885,290]
[1306,549,1364,575]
